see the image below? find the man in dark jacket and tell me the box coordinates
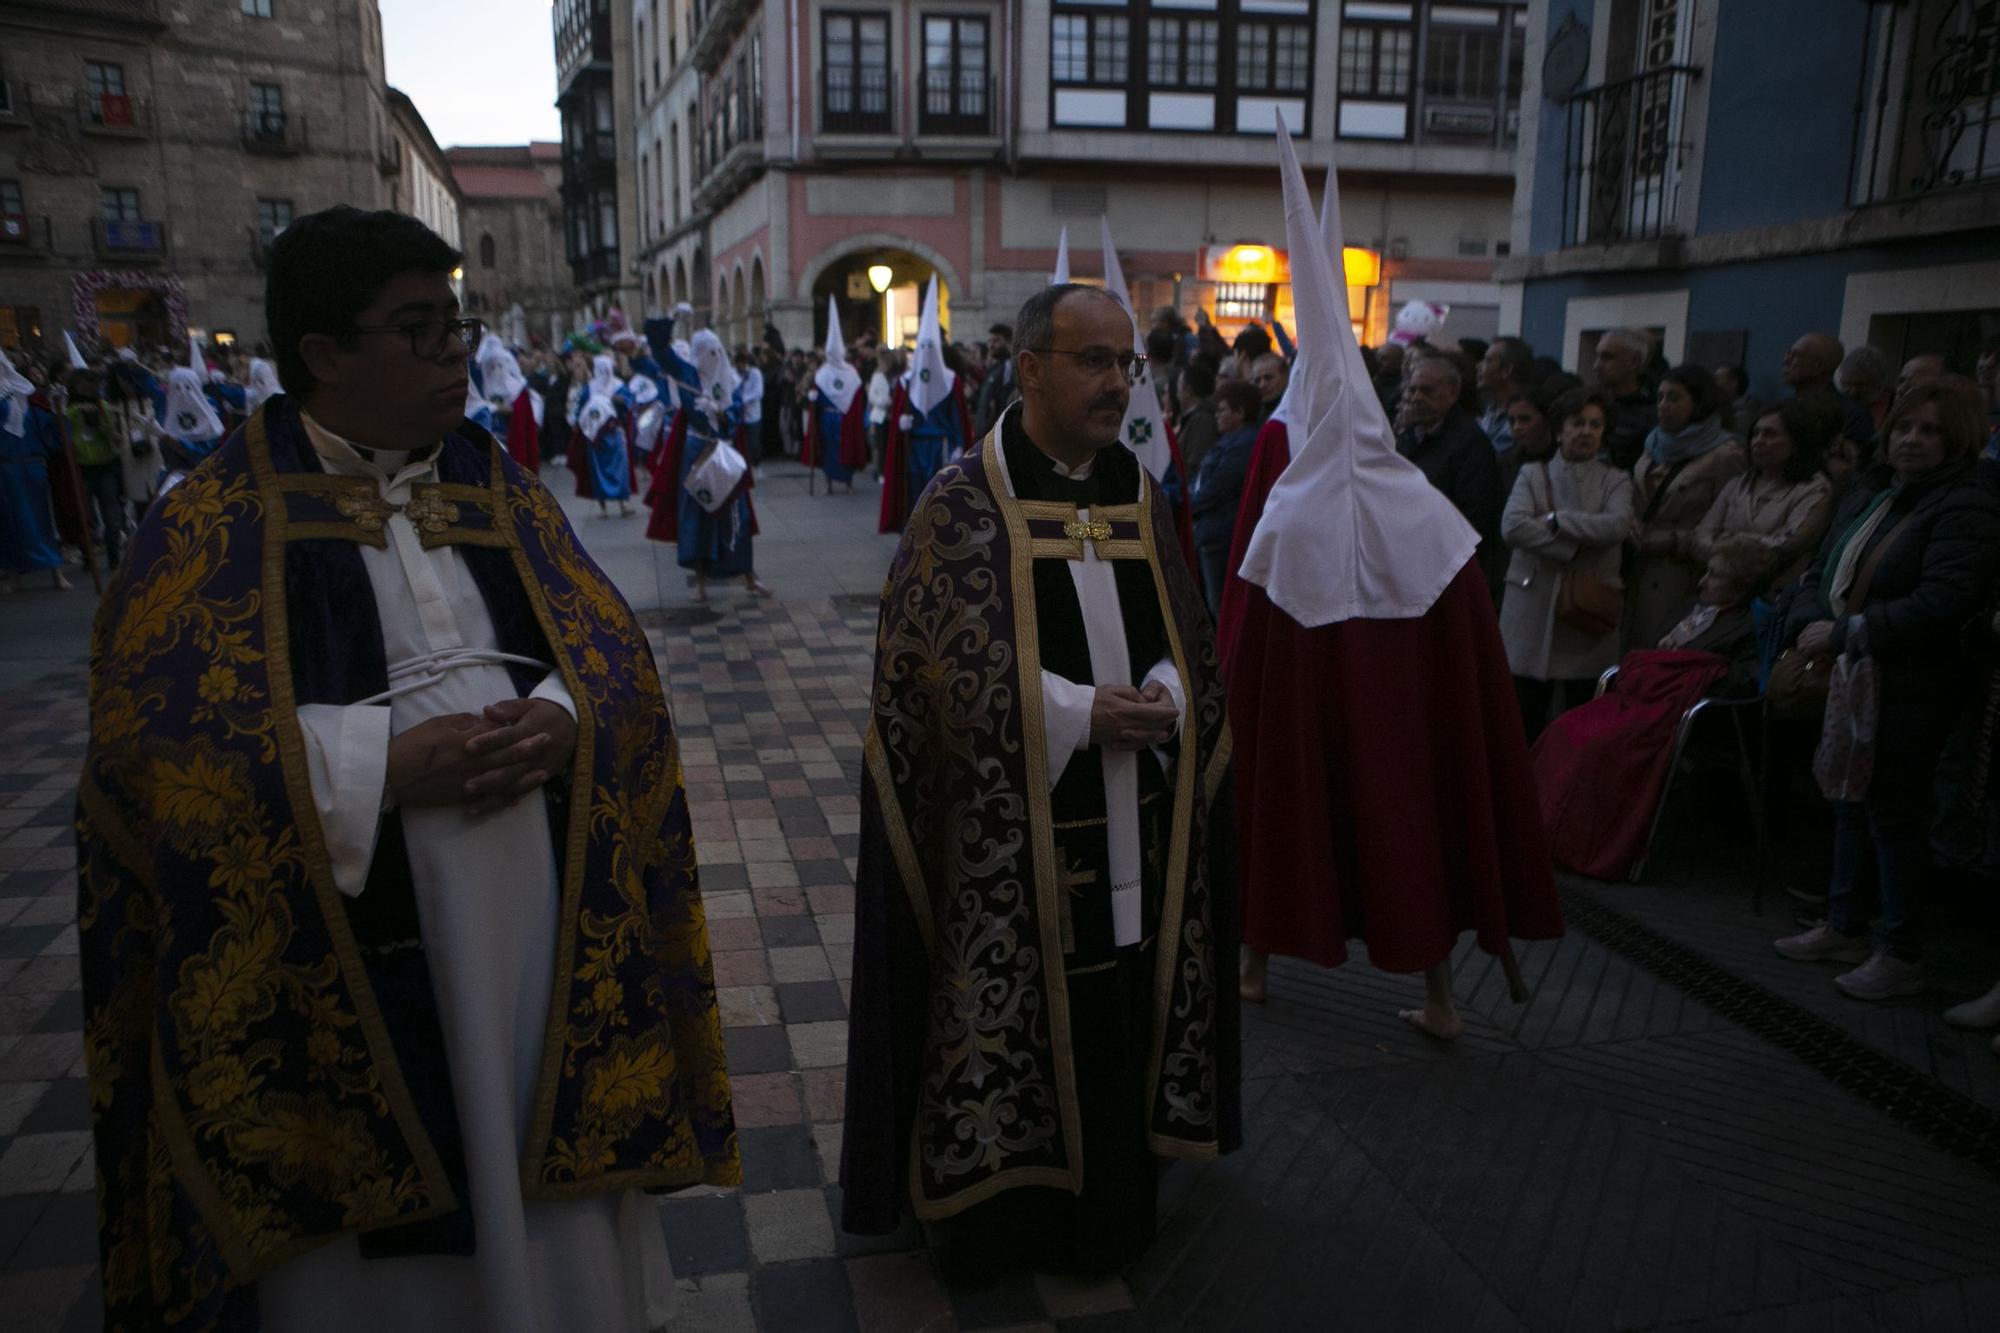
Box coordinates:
[1396,355,1505,599]
[1593,328,1657,470]
[972,322,1017,438]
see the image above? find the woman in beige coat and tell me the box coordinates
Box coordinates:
[1501,388,1637,741]
[1683,396,1835,588]
[1627,365,1748,649]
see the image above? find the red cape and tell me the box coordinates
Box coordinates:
[1531,649,1728,881]
[1223,426,1562,973]
[644,411,757,545]
[566,408,594,499]
[506,387,540,472]
[878,379,972,535]
[801,393,868,473]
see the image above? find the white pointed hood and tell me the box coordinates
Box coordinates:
[1238,124,1476,625]
[161,367,225,443]
[814,295,860,414]
[186,333,205,376]
[64,332,88,372]
[0,349,32,438]
[1098,216,1173,484]
[905,276,953,416]
[475,331,527,409]
[584,353,619,410]
[245,358,281,411]
[691,330,739,406]
[1268,173,1338,434]
[1051,226,1070,285]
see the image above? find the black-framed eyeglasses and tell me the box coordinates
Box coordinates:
[347,316,484,360]
[1023,346,1148,385]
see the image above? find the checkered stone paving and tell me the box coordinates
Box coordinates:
[9,546,2000,1328]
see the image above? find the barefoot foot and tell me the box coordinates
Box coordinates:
[1239,947,1268,1004]
[1398,1006,1465,1041]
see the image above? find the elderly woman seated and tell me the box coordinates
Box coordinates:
[1530,545,1770,881]
[1685,395,1836,589]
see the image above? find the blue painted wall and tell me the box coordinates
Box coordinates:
[1529,0,1596,255]
[1519,231,1998,403]
[1694,0,1873,234]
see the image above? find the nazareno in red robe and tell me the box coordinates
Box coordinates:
[1217,418,1562,977]
[505,387,540,472]
[877,378,973,535]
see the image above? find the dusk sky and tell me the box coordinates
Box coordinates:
[382,0,563,149]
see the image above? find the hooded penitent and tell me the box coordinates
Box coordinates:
[0,348,33,437]
[904,276,952,417]
[246,358,282,412]
[1051,225,1070,285]
[814,295,860,415]
[476,331,529,411]
[1236,122,1477,626]
[1096,216,1174,487]
[160,367,225,443]
[691,331,737,410]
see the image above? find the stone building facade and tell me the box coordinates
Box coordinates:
[450,143,574,348]
[648,0,1524,354]
[0,0,406,358]
[386,86,463,263]
[555,0,642,320]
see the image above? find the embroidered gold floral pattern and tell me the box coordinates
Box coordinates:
[865,440,1232,1219]
[332,489,395,533]
[80,458,442,1329]
[506,477,737,1193]
[871,458,1067,1209]
[1061,518,1113,543]
[401,487,461,535]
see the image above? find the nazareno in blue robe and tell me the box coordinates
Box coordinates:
[587,420,632,502]
[0,401,64,574]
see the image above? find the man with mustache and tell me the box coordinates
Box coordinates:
[842,283,1239,1276]
[77,206,735,1331]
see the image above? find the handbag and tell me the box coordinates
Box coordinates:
[1538,463,1622,637]
[1812,652,1880,800]
[1770,505,1925,722]
[685,438,748,513]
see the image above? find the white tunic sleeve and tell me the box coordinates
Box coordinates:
[528,669,578,720]
[295,703,394,899]
[1039,669,1095,790]
[1141,655,1185,738]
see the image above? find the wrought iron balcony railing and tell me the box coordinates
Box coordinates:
[919,73,995,137]
[242,109,308,153]
[1557,65,1701,248]
[1852,0,2000,206]
[77,90,149,135]
[822,64,895,136]
[93,217,168,256]
[0,214,54,254]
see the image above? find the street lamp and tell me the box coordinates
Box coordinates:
[867,264,893,294]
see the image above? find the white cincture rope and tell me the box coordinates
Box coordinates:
[354,647,552,707]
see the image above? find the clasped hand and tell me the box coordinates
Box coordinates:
[1089,683,1179,751]
[385,698,577,817]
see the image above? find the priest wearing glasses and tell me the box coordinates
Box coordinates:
[842,282,1239,1275]
[77,205,735,1332]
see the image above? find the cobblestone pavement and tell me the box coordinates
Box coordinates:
[4,462,2000,1331]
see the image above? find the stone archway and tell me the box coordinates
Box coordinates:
[793,232,963,312]
[799,237,960,352]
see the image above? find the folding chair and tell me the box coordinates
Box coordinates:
[1595,666,1768,884]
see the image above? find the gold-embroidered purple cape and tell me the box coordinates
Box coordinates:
[842,428,1235,1226]
[76,399,736,1330]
